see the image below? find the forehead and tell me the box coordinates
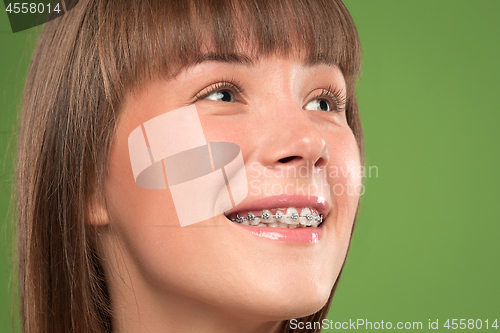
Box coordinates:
[162,44,346,85]
[170,50,346,88]
[188,50,342,68]
[102,0,359,102]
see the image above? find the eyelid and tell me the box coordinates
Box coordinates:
[307,86,347,112]
[194,79,244,102]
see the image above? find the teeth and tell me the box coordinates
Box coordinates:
[285,207,300,224]
[249,216,260,226]
[261,209,271,220]
[229,207,323,228]
[311,214,320,227]
[299,208,312,226]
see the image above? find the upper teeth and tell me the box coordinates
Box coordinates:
[229,207,323,228]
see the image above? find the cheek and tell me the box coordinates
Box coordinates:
[106,134,177,228]
[326,128,362,232]
[104,130,206,293]
[104,122,189,279]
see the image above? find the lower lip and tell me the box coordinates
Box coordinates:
[233,223,323,243]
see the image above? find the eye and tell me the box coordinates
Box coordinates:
[304,86,346,113]
[305,99,331,112]
[194,80,243,103]
[205,89,235,103]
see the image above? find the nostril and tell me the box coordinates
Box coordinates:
[278,156,300,163]
[315,157,328,168]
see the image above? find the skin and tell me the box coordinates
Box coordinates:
[100,53,362,333]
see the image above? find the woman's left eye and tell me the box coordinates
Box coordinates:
[205,89,235,103]
[305,99,331,112]
[304,87,346,113]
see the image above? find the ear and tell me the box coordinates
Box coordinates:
[87,193,110,226]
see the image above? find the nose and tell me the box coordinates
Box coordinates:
[256,103,330,172]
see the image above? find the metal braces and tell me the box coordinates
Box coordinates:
[230,211,323,224]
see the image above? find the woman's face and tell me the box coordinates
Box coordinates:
[103,53,361,324]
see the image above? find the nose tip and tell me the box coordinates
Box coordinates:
[259,119,330,172]
[277,138,329,169]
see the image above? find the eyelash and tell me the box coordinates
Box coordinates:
[194,80,346,112]
[309,85,347,112]
[194,78,244,101]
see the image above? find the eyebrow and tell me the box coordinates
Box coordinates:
[193,52,340,69]
[194,53,256,66]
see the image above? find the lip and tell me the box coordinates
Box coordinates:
[224,194,330,218]
[224,195,329,244]
[233,223,324,243]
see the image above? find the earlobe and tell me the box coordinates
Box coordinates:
[87,196,110,226]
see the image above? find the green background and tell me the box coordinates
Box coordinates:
[1,1,499,331]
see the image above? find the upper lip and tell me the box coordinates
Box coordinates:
[224,195,330,218]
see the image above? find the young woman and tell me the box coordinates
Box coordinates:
[16,0,363,332]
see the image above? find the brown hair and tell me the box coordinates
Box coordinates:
[16,0,363,332]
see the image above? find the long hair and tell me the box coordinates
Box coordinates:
[16,0,363,332]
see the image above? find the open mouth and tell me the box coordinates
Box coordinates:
[226,207,323,229]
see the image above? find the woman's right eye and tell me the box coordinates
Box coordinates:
[194,80,243,103]
[205,89,235,103]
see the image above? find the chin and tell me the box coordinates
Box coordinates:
[273,281,333,318]
[215,275,335,322]
[264,292,331,320]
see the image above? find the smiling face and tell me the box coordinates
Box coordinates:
[101,53,361,331]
